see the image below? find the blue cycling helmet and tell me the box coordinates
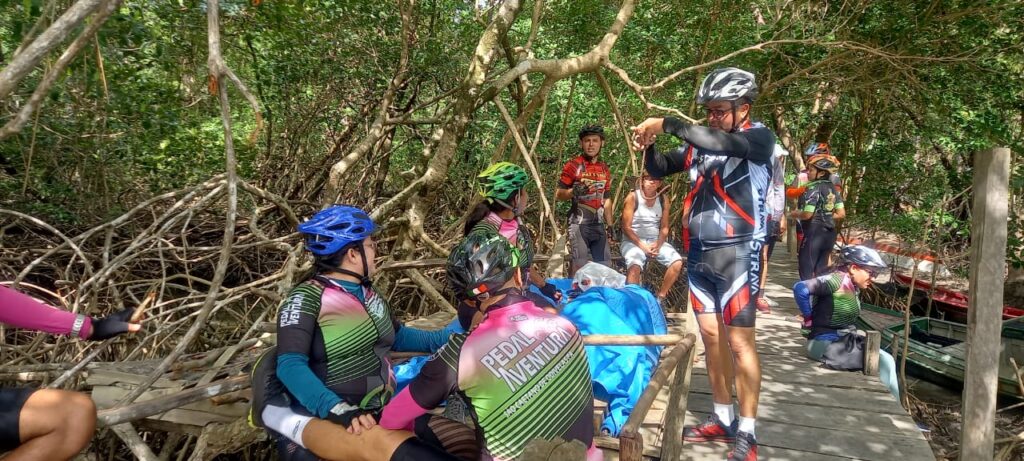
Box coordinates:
[297,205,376,257]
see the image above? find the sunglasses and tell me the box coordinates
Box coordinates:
[855,266,880,278]
[704,108,730,120]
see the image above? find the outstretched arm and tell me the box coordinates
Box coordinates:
[661,117,774,161]
[635,117,774,162]
[0,285,141,340]
[393,323,460,352]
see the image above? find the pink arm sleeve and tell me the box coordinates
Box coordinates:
[378,387,428,431]
[0,285,92,339]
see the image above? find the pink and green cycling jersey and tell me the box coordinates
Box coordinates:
[275,277,453,418]
[793,272,861,340]
[380,295,599,461]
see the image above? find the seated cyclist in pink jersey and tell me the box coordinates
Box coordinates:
[380,233,602,461]
[0,285,143,460]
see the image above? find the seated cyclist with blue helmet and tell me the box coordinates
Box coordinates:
[251,205,473,461]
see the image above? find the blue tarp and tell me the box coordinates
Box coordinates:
[393,280,667,436]
[553,280,667,435]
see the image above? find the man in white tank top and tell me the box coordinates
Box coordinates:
[620,172,683,305]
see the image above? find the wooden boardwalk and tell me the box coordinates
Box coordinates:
[604,246,936,460]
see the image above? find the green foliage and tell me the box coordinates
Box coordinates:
[1,0,1021,264]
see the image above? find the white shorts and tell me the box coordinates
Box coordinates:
[620,239,682,269]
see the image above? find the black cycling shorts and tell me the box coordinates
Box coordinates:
[0,388,36,450]
[568,222,611,270]
[686,240,762,328]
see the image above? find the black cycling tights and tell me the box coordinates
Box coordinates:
[799,225,836,280]
[390,437,463,461]
[414,414,480,461]
[276,414,478,461]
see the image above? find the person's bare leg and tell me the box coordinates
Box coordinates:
[727,326,761,418]
[302,419,413,461]
[626,265,642,285]
[8,389,96,461]
[696,313,734,405]
[657,260,682,299]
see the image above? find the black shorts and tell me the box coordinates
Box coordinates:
[686,240,762,328]
[568,222,611,269]
[0,388,36,450]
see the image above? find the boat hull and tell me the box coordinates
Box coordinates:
[856,304,1024,399]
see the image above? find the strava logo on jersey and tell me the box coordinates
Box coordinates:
[481,328,573,392]
[749,239,764,299]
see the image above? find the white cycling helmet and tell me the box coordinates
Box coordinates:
[696,67,759,105]
[840,245,888,271]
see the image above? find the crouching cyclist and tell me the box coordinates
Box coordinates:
[250,205,474,461]
[379,233,602,461]
[1,286,143,461]
[792,245,899,398]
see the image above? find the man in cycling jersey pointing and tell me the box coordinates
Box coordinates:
[633,67,774,461]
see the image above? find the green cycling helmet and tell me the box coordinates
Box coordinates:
[477,162,529,206]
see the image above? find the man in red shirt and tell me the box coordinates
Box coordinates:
[556,124,614,276]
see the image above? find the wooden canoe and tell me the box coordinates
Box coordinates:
[856,303,1024,399]
[891,273,1024,322]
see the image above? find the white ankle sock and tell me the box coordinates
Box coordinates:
[737,416,756,437]
[713,402,734,424]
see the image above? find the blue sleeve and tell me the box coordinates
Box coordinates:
[793,281,813,318]
[392,323,460,353]
[277,352,342,418]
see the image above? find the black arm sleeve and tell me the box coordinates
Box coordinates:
[643,143,690,178]
[662,117,775,162]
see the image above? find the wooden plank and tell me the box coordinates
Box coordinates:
[692,353,893,394]
[679,442,866,461]
[97,375,249,427]
[690,366,891,394]
[961,146,1011,460]
[86,368,179,388]
[864,331,881,376]
[602,437,873,461]
[683,397,922,440]
[682,412,933,461]
[689,374,905,415]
